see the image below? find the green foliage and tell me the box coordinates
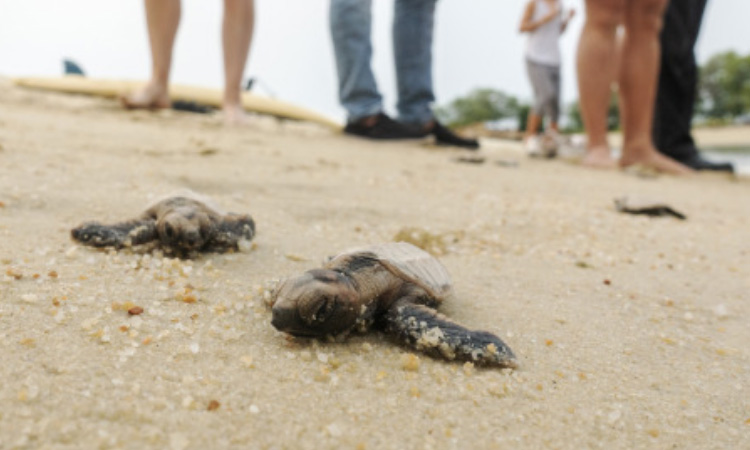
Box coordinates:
[517,103,531,132]
[566,102,583,133]
[434,88,524,128]
[433,51,750,132]
[698,51,750,119]
[566,92,620,133]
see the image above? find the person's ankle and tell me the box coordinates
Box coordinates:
[397,117,434,132]
[349,114,382,127]
[421,119,435,132]
[223,90,243,105]
[622,137,654,153]
[148,78,169,91]
[222,99,242,110]
[361,115,379,127]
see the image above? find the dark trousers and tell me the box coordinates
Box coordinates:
[653,0,709,161]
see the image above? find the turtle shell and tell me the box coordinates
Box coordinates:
[335,242,454,302]
[146,189,226,216]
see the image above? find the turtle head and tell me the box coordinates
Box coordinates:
[156,207,212,251]
[271,269,360,337]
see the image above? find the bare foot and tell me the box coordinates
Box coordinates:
[120,82,170,110]
[581,146,617,169]
[223,103,248,126]
[620,144,695,175]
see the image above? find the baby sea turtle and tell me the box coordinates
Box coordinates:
[614,196,686,220]
[271,242,517,368]
[71,190,255,254]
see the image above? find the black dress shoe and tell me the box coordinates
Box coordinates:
[679,153,734,172]
[410,119,479,150]
[428,120,480,150]
[344,113,424,140]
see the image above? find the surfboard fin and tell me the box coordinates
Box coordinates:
[63,59,86,76]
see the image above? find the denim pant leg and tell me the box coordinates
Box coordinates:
[393,0,437,126]
[330,0,383,122]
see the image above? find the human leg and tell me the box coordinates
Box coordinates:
[393,0,437,126]
[526,59,560,156]
[330,0,423,140]
[525,59,546,140]
[576,0,625,168]
[393,0,477,148]
[543,65,562,155]
[524,59,544,153]
[524,113,543,155]
[330,0,383,122]
[653,0,705,160]
[618,0,692,174]
[222,0,255,125]
[121,0,181,110]
[525,113,543,138]
[653,0,729,171]
[547,64,561,132]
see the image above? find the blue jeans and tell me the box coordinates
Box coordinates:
[330,0,437,125]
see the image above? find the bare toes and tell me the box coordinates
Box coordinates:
[581,148,617,170]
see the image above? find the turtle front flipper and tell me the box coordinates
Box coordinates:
[652,207,686,220]
[205,213,256,252]
[384,299,517,368]
[71,219,158,248]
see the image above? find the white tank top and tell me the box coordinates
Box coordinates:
[525,0,562,66]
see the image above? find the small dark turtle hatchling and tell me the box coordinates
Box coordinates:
[614,196,686,220]
[71,190,255,254]
[271,242,517,368]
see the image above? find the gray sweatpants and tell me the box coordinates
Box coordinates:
[526,58,561,124]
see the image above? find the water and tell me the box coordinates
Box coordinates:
[704,146,750,175]
[704,146,750,165]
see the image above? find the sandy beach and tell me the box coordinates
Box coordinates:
[1,78,749,449]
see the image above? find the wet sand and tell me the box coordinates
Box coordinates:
[1,78,749,449]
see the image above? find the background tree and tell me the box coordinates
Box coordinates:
[566,92,620,133]
[698,51,750,120]
[438,49,750,133]
[435,88,524,128]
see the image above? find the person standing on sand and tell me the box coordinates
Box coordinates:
[330,0,479,149]
[121,0,254,125]
[653,0,733,172]
[519,0,575,158]
[576,0,693,174]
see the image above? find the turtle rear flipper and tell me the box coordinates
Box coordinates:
[614,196,687,220]
[643,206,686,220]
[205,213,256,252]
[71,219,158,248]
[384,299,517,368]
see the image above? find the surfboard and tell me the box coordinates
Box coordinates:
[12,76,343,131]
